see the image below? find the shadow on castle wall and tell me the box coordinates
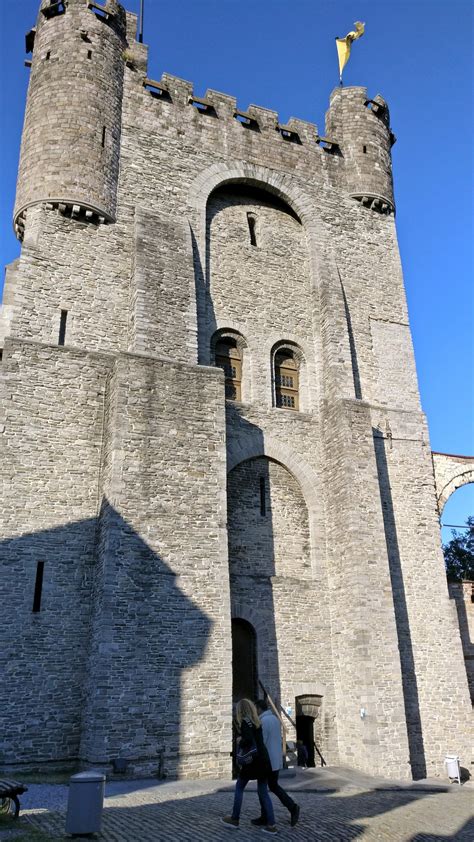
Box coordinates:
[448,583,474,703]
[0,502,212,778]
[373,432,427,780]
[226,410,282,713]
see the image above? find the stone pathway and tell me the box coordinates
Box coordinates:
[2,769,473,841]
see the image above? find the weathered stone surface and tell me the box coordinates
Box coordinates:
[0,0,471,782]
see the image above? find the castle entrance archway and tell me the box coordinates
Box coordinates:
[295,694,322,768]
[232,618,258,703]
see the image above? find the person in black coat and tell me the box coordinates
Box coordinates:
[222,698,276,834]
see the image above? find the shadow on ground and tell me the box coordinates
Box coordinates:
[10,777,474,842]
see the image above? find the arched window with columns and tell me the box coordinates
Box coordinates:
[272,342,305,411]
[212,329,248,402]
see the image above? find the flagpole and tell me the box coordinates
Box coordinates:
[138,0,144,43]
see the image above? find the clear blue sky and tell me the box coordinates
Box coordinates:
[1,0,473,540]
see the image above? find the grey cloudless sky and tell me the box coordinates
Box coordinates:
[0,0,473,538]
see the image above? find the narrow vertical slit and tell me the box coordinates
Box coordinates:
[247,213,257,247]
[87,50,92,60]
[363,145,367,153]
[101,126,106,147]
[58,309,68,346]
[259,477,266,516]
[32,562,45,613]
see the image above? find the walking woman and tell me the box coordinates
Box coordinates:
[222,698,277,834]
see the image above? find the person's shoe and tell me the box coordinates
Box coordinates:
[290,804,300,827]
[222,815,239,829]
[251,817,267,826]
[261,826,277,834]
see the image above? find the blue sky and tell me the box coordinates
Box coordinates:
[1,0,472,541]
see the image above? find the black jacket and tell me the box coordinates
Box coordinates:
[238,717,271,781]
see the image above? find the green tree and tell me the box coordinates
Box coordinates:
[443,515,474,581]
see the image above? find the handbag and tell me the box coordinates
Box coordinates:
[236,736,258,767]
[236,743,257,766]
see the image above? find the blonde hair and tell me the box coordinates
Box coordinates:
[235,698,261,729]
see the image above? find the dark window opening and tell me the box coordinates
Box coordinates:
[363,145,367,153]
[87,50,92,59]
[247,213,257,246]
[275,350,299,411]
[87,2,109,21]
[189,96,216,115]
[144,79,172,100]
[25,28,36,54]
[58,309,68,346]
[32,562,45,613]
[101,126,106,147]
[259,477,266,516]
[0,349,3,362]
[234,111,258,129]
[215,338,242,401]
[45,51,51,61]
[42,1,66,19]
[279,128,301,144]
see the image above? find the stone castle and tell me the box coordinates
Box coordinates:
[1,0,472,781]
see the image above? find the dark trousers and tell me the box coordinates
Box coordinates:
[261,770,296,818]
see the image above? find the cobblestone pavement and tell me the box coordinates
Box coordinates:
[2,776,472,842]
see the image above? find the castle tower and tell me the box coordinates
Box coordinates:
[0,2,471,784]
[13,0,127,239]
[326,86,396,214]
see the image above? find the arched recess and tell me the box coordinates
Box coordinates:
[211,328,250,403]
[432,452,474,514]
[205,183,310,408]
[186,161,356,400]
[227,434,324,579]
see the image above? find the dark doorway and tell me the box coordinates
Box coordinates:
[231,618,257,702]
[296,714,315,767]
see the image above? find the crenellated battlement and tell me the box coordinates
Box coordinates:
[122,9,395,214]
[134,71,395,212]
[13,0,396,242]
[142,73,337,151]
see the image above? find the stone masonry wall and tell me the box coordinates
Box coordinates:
[373,425,472,774]
[6,204,134,353]
[0,337,111,764]
[448,582,474,703]
[79,353,232,779]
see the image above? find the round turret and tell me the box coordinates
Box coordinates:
[14,0,127,239]
[326,86,396,214]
